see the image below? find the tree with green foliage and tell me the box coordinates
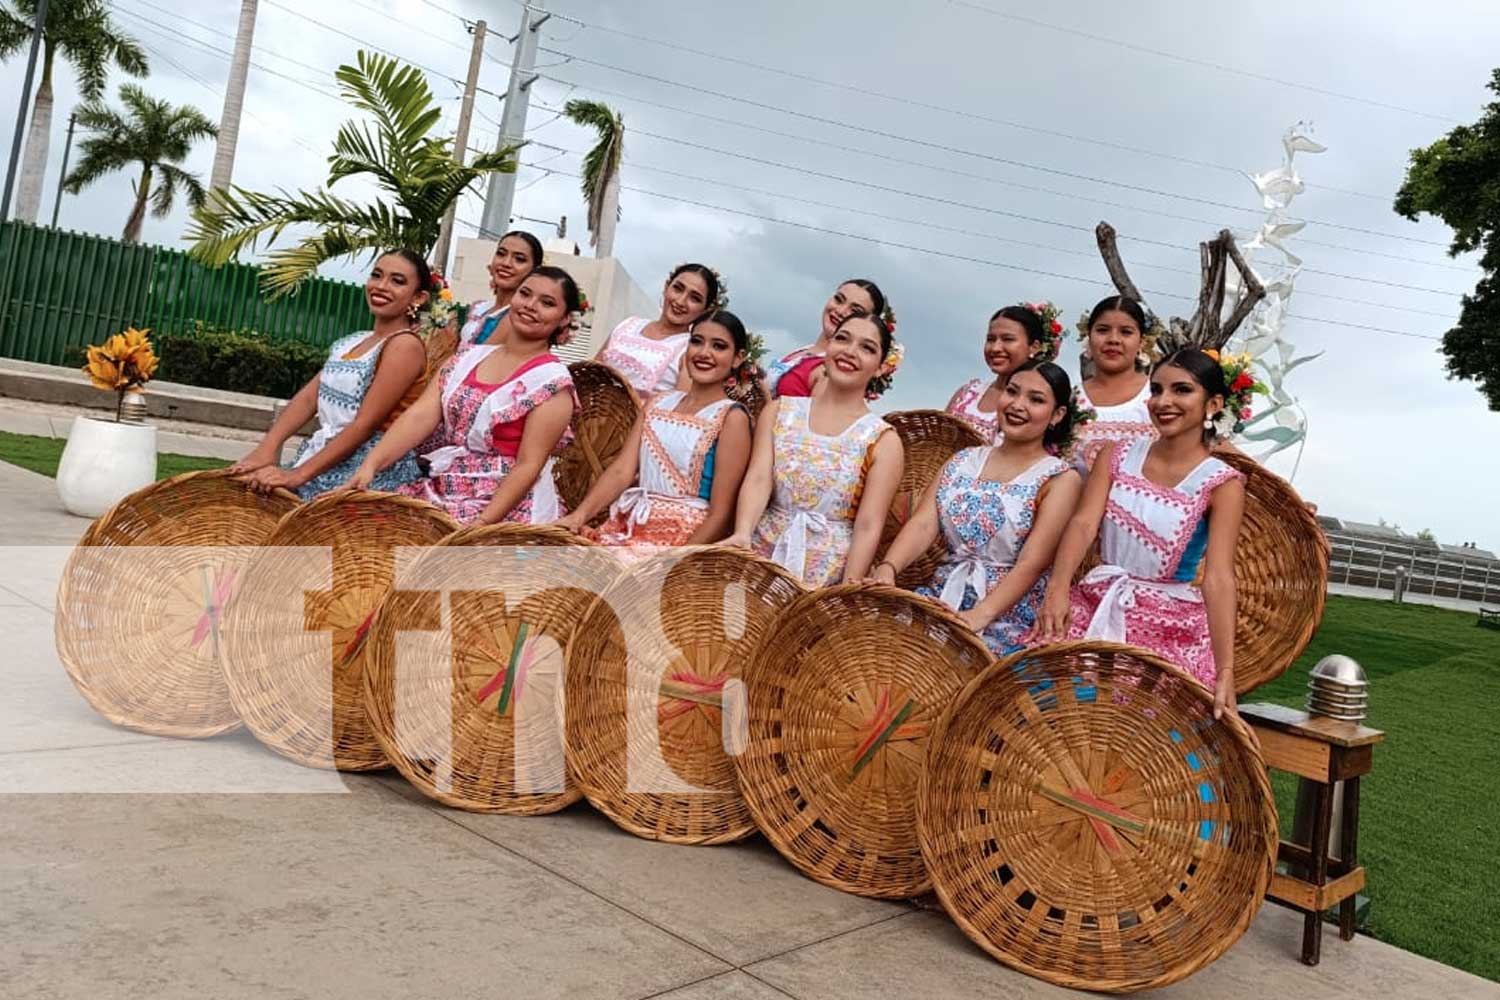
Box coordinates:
[64,84,216,242]
[0,0,147,223]
[564,99,623,258]
[1395,69,1500,410]
[187,51,518,297]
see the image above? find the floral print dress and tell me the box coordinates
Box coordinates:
[751,396,889,587]
[945,378,1000,441]
[915,448,1070,655]
[593,392,741,548]
[1066,436,1243,687]
[398,346,577,524]
[290,331,423,499]
[459,298,511,346]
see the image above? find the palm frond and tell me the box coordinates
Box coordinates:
[564,99,624,246]
[0,7,30,59]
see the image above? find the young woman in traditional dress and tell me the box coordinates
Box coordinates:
[596,263,723,405]
[872,360,1082,655]
[346,266,582,525]
[763,279,889,399]
[1032,348,1249,716]
[944,303,1061,440]
[724,314,904,587]
[555,310,753,547]
[1070,295,1156,472]
[231,249,432,499]
[457,230,544,348]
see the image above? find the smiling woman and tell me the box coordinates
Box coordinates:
[597,262,725,405]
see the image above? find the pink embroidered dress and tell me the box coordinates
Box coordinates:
[594,392,741,548]
[751,396,889,587]
[945,378,1001,440]
[399,346,577,524]
[1066,437,1243,687]
[598,316,689,405]
[1071,378,1155,473]
[915,448,1071,655]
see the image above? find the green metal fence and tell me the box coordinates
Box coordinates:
[0,221,369,367]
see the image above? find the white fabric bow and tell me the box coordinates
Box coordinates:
[613,487,653,537]
[1080,565,1200,643]
[938,557,990,611]
[770,508,830,583]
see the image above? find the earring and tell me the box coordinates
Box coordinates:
[1203,417,1213,428]
[407,304,420,322]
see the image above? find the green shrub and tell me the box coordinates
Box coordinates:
[153,323,327,399]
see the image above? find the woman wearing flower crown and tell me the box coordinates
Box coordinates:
[597,263,723,406]
[231,249,434,500]
[765,278,901,400]
[556,309,754,548]
[1070,295,1157,472]
[944,302,1063,439]
[344,266,582,525]
[724,314,904,587]
[1033,348,1255,717]
[874,359,1082,654]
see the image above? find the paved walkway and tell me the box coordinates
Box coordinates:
[1,459,1495,999]
[0,396,302,463]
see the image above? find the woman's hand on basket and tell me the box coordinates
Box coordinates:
[1213,671,1239,721]
[341,464,376,493]
[553,512,587,535]
[958,607,992,635]
[228,445,277,476]
[1029,591,1071,644]
[243,465,301,494]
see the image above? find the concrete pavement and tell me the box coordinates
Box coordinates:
[1,459,1495,1000]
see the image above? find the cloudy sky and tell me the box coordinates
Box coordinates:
[4,0,1499,547]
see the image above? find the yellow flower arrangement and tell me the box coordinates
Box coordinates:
[83,327,159,421]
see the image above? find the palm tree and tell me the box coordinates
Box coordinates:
[63,84,217,242]
[209,0,258,195]
[564,99,623,258]
[187,51,519,298]
[0,0,147,223]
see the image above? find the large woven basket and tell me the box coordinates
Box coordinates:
[877,410,985,587]
[221,492,459,770]
[363,523,620,813]
[54,470,299,738]
[918,640,1277,993]
[1220,451,1328,693]
[553,361,641,513]
[567,548,803,844]
[735,584,993,896]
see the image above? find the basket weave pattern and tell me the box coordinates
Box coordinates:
[918,640,1277,993]
[1219,451,1328,693]
[363,523,617,813]
[54,470,299,738]
[736,585,994,896]
[222,491,458,770]
[878,410,985,588]
[567,548,803,844]
[553,361,641,513]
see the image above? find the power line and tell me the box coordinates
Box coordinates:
[541,5,1388,204]
[523,160,1442,343]
[946,0,1459,125]
[530,87,1473,276]
[119,1,348,89]
[534,45,1458,252]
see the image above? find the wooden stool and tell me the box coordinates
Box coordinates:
[1239,702,1386,965]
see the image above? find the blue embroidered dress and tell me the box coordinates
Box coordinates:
[289,331,422,499]
[916,447,1071,655]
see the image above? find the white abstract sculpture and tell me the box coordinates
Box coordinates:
[1226,125,1327,477]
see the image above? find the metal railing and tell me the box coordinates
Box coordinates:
[0,221,368,366]
[1326,530,1500,606]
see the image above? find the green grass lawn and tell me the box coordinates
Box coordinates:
[1247,596,1500,980]
[0,429,230,481]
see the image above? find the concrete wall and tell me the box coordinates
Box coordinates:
[451,237,656,363]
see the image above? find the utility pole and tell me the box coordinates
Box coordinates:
[50,112,76,228]
[434,18,486,274]
[210,0,259,197]
[479,0,548,239]
[0,0,48,224]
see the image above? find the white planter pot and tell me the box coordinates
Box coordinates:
[56,416,158,518]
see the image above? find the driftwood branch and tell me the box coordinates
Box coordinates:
[1219,232,1267,342]
[1094,222,1143,303]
